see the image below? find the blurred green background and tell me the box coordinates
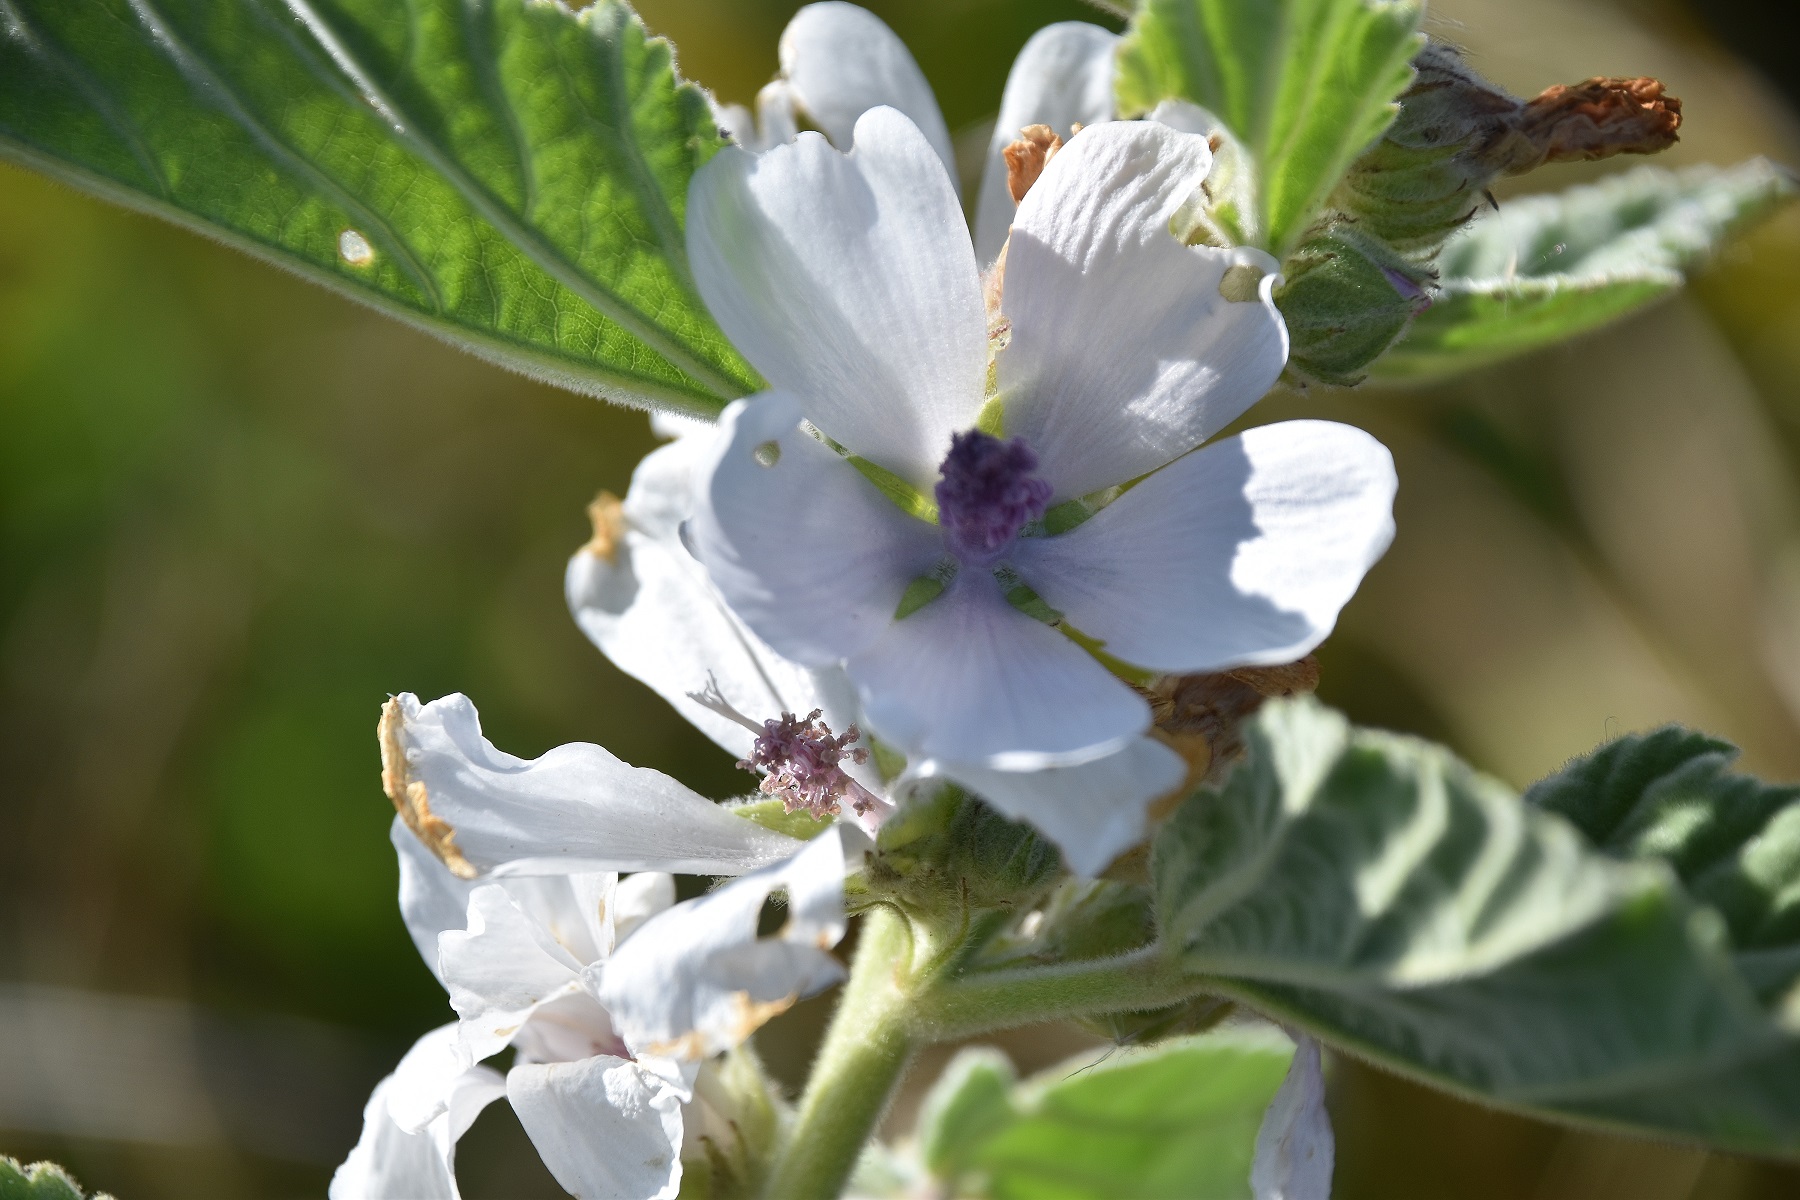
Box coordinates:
[5,0,1800,1195]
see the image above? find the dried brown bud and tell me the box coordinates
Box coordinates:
[1512,76,1682,170]
[1003,124,1063,204]
[1140,655,1321,804]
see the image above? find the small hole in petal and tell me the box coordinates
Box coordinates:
[1219,263,1264,303]
[753,440,781,467]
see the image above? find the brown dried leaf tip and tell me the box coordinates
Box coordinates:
[1004,124,1064,204]
[584,490,627,563]
[1516,76,1682,170]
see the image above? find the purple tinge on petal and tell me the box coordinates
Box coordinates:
[934,431,1054,567]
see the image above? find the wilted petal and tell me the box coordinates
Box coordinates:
[1000,121,1288,501]
[779,3,956,185]
[380,692,802,879]
[394,817,478,986]
[596,826,859,1061]
[330,1026,504,1200]
[566,431,860,761]
[1251,1035,1335,1200]
[1013,422,1396,673]
[973,22,1119,264]
[691,394,942,667]
[928,735,1186,876]
[846,571,1149,768]
[688,107,987,488]
[508,1056,687,1200]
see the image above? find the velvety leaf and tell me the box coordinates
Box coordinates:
[1155,698,1800,1155]
[0,1159,106,1200]
[920,1029,1295,1200]
[0,0,761,415]
[1115,0,1424,258]
[1372,159,1797,382]
[1526,727,1800,1007]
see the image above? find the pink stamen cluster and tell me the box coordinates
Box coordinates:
[740,708,878,818]
[935,430,1054,567]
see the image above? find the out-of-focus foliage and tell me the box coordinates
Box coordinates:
[0,1157,109,1200]
[0,0,757,414]
[4,0,1800,1197]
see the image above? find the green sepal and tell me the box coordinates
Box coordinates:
[1276,227,1426,386]
[730,797,835,842]
[871,783,1061,915]
[678,1045,784,1200]
[849,455,939,523]
[895,575,947,620]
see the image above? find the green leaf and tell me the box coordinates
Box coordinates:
[1115,0,1424,258]
[920,1029,1294,1200]
[0,1158,107,1200]
[1155,698,1800,1155]
[0,0,760,415]
[1526,727,1800,1008]
[1372,159,1798,383]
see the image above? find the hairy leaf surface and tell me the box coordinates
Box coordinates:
[1115,0,1423,258]
[1372,160,1796,382]
[1156,699,1800,1154]
[918,1030,1293,1199]
[0,0,760,414]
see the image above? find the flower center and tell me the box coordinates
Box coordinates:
[934,430,1053,567]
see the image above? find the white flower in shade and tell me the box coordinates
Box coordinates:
[1251,1035,1335,1200]
[566,418,1187,873]
[335,816,858,1200]
[683,109,1395,865]
[712,1,955,185]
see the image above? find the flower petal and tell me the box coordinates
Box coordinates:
[926,735,1186,876]
[846,570,1149,767]
[1013,422,1396,672]
[779,3,956,187]
[331,1025,505,1200]
[567,430,862,761]
[688,108,987,486]
[1251,1035,1335,1200]
[613,872,676,947]
[999,121,1289,501]
[381,692,802,879]
[691,394,943,666]
[394,816,478,986]
[973,22,1119,264]
[507,1056,686,1200]
[441,885,591,1062]
[595,826,858,1062]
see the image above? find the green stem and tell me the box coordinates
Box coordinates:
[911,944,1206,1042]
[761,906,917,1200]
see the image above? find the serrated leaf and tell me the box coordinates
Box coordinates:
[921,1029,1294,1200]
[1155,698,1800,1155]
[0,0,761,415]
[1116,0,1424,258]
[1372,159,1798,383]
[1527,727,1800,1007]
[0,1158,107,1200]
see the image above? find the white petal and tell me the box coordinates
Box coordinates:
[613,872,677,947]
[779,3,956,186]
[973,22,1119,264]
[597,826,859,1061]
[687,108,987,487]
[711,100,757,150]
[690,394,943,666]
[394,817,478,986]
[384,1024,486,1135]
[440,886,590,1062]
[382,692,802,878]
[845,570,1149,768]
[508,1056,686,1200]
[999,121,1289,501]
[1251,1036,1335,1200]
[566,432,861,761]
[330,1037,505,1200]
[926,735,1186,876]
[1014,422,1396,672]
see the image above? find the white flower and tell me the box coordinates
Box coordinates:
[683,109,1395,861]
[1250,1035,1335,1200]
[566,418,1187,872]
[338,816,857,1200]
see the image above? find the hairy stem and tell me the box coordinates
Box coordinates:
[910,944,1206,1042]
[761,906,916,1200]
